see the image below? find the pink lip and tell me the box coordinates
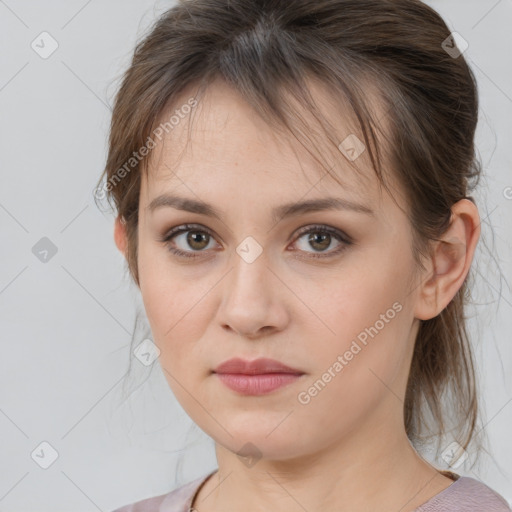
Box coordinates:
[213,357,305,395]
[214,357,303,375]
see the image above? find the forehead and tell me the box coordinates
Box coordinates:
[141,77,392,209]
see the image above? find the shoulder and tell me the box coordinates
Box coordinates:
[416,476,511,511]
[111,471,215,512]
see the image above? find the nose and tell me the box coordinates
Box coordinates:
[217,246,289,340]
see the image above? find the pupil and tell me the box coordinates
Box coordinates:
[310,233,329,251]
[188,231,208,250]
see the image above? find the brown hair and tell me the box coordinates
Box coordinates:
[97,0,484,461]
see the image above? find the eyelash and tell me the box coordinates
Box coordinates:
[159,223,353,261]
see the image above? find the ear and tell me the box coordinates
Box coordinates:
[114,215,128,256]
[414,198,481,321]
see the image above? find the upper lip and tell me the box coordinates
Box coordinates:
[213,357,304,375]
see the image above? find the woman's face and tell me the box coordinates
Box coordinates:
[131,80,425,461]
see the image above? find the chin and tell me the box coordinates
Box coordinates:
[213,422,307,460]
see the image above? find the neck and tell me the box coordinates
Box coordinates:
[192,405,454,512]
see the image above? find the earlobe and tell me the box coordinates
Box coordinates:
[114,215,128,256]
[414,199,481,321]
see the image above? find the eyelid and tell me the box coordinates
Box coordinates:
[159,223,221,253]
[288,224,352,260]
[161,222,352,243]
[159,222,353,259]
[161,223,216,241]
[292,223,353,244]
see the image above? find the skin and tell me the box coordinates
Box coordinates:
[114,78,481,512]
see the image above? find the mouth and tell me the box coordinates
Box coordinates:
[213,357,305,395]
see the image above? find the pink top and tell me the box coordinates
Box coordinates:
[112,469,511,512]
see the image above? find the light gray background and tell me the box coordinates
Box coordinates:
[0,1,511,510]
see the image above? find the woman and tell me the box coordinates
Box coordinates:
[97,0,511,510]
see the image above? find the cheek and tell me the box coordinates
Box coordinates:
[305,252,413,394]
[137,245,205,362]
[292,288,410,445]
[305,253,407,343]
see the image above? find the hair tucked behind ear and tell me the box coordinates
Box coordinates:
[97,0,494,466]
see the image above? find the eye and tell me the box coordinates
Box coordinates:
[160,223,219,259]
[159,223,352,260]
[290,224,352,259]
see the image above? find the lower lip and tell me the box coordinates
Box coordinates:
[215,373,303,395]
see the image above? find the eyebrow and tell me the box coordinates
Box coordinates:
[147,193,375,223]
